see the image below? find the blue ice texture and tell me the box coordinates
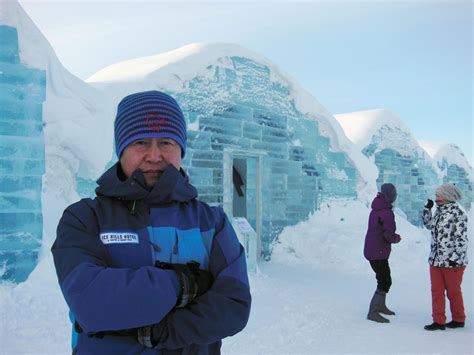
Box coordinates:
[0,26,46,283]
[363,147,472,225]
[76,56,358,263]
[4,32,470,281]
[174,56,357,258]
[232,217,258,273]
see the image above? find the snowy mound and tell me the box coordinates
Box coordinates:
[420,141,473,179]
[87,42,330,121]
[334,108,438,183]
[87,42,377,195]
[271,199,428,275]
[88,43,348,149]
[334,109,422,155]
[1,0,113,181]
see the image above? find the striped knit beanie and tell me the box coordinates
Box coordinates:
[114,90,187,157]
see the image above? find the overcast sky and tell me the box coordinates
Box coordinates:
[19,0,473,163]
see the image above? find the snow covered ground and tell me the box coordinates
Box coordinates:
[1,200,473,354]
[1,2,472,354]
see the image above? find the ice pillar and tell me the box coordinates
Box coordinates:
[0,26,46,282]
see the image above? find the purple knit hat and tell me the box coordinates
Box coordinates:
[381,183,397,203]
[114,90,187,157]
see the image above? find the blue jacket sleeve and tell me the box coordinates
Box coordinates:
[158,210,251,349]
[52,200,181,333]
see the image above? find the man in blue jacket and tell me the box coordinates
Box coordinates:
[52,90,251,354]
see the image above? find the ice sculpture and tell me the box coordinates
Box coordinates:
[420,142,473,210]
[232,217,258,272]
[336,109,472,225]
[0,25,46,282]
[88,47,358,257]
[372,147,439,225]
[76,158,118,198]
[442,165,472,209]
[182,105,355,256]
[171,57,357,256]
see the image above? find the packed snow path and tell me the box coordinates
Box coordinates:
[224,262,473,354]
[1,200,473,354]
[1,253,472,354]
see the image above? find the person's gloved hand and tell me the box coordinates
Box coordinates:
[155,261,213,308]
[137,317,168,348]
[448,260,459,268]
[186,261,214,298]
[425,199,434,209]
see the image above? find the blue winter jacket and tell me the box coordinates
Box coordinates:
[52,163,251,354]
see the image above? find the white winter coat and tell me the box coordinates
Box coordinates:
[422,202,468,268]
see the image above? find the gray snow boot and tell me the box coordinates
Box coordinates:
[378,290,395,315]
[367,290,390,323]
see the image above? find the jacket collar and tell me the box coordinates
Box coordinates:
[371,193,393,211]
[436,202,457,213]
[95,162,198,205]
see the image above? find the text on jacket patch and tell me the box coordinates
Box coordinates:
[100,232,139,244]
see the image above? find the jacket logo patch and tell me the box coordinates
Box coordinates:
[100,232,139,245]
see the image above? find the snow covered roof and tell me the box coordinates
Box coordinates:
[335,108,438,164]
[87,42,378,196]
[420,141,473,178]
[87,42,349,144]
[87,42,326,115]
[1,0,52,70]
[1,0,114,179]
[88,43,324,124]
[334,109,414,151]
[335,108,474,182]
[88,43,262,85]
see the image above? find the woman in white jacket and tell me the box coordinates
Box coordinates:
[422,183,468,331]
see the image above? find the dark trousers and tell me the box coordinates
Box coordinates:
[369,259,392,293]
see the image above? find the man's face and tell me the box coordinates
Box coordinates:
[120,137,182,187]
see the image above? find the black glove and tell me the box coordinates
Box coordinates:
[137,318,168,348]
[155,261,213,308]
[186,261,214,298]
[448,260,458,268]
[425,199,434,209]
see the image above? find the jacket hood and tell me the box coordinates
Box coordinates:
[371,193,393,211]
[95,162,198,205]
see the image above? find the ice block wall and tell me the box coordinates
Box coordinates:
[176,56,357,256]
[442,164,472,210]
[0,26,46,282]
[76,56,357,257]
[370,148,439,225]
[364,134,472,225]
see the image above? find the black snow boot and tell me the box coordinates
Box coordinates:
[446,320,464,329]
[367,290,390,323]
[378,290,395,315]
[424,322,445,331]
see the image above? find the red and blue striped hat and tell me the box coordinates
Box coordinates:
[114,90,187,157]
